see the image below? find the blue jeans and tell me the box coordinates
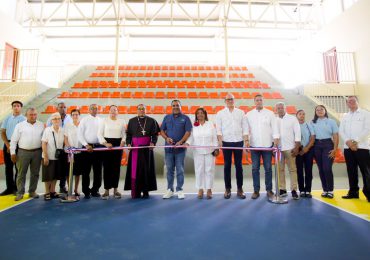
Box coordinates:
[251,150,273,192]
[165,150,186,191]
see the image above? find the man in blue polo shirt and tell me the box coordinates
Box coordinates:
[160,100,192,199]
[1,101,26,196]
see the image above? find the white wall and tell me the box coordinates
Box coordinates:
[0,9,80,89]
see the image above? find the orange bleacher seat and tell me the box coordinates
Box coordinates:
[120,81,128,88]
[0,150,4,165]
[193,73,200,77]
[241,92,252,99]
[177,92,187,99]
[153,106,165,114]
[110,92,120,98]
[133,92,144,99]
[334,149,345,163]
[198,92,209,99]
[262,92,272,99]
[239,106,250,113]
[215,150,224,165]
[43,105,57,114]
[167,92,177,99]
[101,92,111,98]
[181,106,189,114]
[102,106,110,114]
[121,92,131,98]
[188,92,198,99]
[128,106,137,114]
[89,92,100,98]
[166,106,172,114]
[121,151,128,166]
[80,106,89,114]
[118,106,127,114]
[69,92,80,98]
[265,106,273,111]
[145,105,152,114]
[203,106,215,114]
[215,106,224,113]
[155,92,165,99]
[220,92,228,99]
[190,106,200,114]
[261,83,269,89]
[231,92,241,99]
[144,92,155,98]
[286,106,297,114]
[59,92,69,98]
[272,92,283,99]
[209,92,220,99]
[67,105,77,114]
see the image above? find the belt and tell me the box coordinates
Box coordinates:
[315,138,332,142]
[19,148,42,152]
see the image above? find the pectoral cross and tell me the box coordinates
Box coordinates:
[141,130,146,135]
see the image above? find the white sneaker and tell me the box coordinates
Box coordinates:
[163,189,174,199]
[177,191,185,200]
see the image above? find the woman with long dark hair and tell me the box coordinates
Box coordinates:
[311,105,339,198]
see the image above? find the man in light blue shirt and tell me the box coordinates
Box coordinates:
[1,101,26,196]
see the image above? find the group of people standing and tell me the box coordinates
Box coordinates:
[1,94,369,203]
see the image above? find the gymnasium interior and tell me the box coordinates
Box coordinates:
[0,0,369,259]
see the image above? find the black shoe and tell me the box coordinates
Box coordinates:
[305,192,312,198]
[84,194,91,199]
[59,187,68,194]
[300,191,306,198]
[342,192,359,199]
[292,190,299,200]
[279,189,287,197]
[91,192,101,198]
[0,190,13,196]
[142,191,149,199]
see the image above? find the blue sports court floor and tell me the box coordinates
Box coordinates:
[0,193,369,260]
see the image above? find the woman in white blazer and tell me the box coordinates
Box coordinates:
[186,107,219,199]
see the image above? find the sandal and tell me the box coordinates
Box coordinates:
[114,192,122,199]
[206,189,212,200]
[197,189,204,199]
[44,193,51,201]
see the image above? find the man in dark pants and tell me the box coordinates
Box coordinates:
[77,104,103,199]
[46,102,72,194]
[339,96,370,202]
[215,93,249,199]
[0,101,26,196]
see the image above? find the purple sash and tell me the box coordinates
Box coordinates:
[131,136,151,197]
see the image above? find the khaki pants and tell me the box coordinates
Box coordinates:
[278,150,298,191]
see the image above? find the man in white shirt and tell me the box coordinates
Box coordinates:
[216,93,249,199]
[10,108,44,201]
[77,104,103,199]
[246,94,279,200]
[46,102,73,194]
[339,96,370,202]
[275,102,301,200]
